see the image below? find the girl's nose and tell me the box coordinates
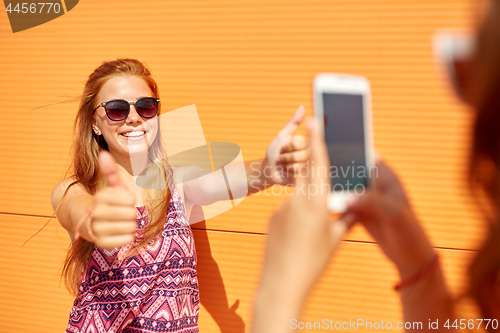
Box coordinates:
[126,103,141,123]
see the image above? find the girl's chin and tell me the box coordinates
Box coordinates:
[127,149,150,156]
[111,142,150,157]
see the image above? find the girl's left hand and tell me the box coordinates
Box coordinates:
[263,106,310,185]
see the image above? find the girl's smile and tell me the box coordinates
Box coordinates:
[92,76,158,160]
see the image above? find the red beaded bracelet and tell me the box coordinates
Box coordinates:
[74,206,97,242]
[395,254,439,291]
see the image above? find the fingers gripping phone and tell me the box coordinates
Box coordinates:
[313,73,375,212]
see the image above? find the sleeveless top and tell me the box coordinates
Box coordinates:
[66,184,200,333]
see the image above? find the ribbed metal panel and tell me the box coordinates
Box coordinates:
[0,0,481,332]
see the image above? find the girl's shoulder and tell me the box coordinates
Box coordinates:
[170,165,183,185]
[50,176,88,212]
[168,165,194,210]
[170,165,206,187]
[50,176,94,235]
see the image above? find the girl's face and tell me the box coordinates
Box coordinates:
[92,76,159,160]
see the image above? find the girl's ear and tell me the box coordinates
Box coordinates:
[92,118,101,135]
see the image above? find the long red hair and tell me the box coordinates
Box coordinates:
[468,0,500,325]
[60,59,172,297]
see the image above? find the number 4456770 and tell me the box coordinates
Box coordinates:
[5,3,62,14]
[444,319,498,330]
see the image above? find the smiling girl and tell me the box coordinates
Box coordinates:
[51,58,309,332]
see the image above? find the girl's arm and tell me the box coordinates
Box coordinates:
[182,106,310,206]
[51,151,138,250]
[51,177,97,242]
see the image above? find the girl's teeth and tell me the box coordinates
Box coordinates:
[122,131,145,137]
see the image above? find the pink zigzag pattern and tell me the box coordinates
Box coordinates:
[66,184,199,333]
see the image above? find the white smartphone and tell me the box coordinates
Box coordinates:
[313,73,375,212]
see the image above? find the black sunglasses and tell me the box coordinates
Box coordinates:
[94,97,160,121]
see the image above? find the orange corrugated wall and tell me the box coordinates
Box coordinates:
[0,0,483,332]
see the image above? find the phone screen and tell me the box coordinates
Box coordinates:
[322,92,367,192]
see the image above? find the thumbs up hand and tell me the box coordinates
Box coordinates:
[263,106,310,185]
[91,151,138,251]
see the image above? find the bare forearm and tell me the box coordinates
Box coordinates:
[399,265,454,332]
[251,254,321,333]
[215,157,274,196]
[244,157,274,195]
[67,195,95,242]
[252,279,304,333]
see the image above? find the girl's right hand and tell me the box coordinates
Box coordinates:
[347,160,436,280]
[91,151,138,251]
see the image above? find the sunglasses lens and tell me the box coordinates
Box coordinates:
[136,98,158,118]
[105,100,129,120]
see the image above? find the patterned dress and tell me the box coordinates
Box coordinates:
[66,184,200,333]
